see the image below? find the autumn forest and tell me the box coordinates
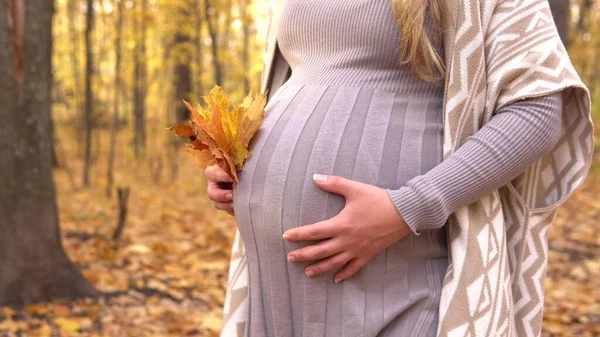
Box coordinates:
[0,0,599,336]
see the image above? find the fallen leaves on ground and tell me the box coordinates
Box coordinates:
[542,157,600,337]
[0,124,237,337]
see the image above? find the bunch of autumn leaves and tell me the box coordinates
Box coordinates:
[170,85,267,183]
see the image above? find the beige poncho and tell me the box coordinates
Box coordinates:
[220,0,594,336]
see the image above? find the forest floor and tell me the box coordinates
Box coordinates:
[0,124,599,337]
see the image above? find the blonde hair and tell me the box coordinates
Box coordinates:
[392,0,445,83]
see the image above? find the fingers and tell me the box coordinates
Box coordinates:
[205,165,235,214]
[312,174,358,197]
[206,164,234,207]
[214,201,234,212]
[287,239,343,263]
[334,258,367,283]
[207,181,234,203]
[304,252,353,278]
[205,164,233,183]
[283,219,343,242]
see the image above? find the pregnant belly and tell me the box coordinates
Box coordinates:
[231,83,445,336]
[233,83,443,252]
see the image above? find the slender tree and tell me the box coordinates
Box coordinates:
[67,0,82,100]
[133,0,148,158]
[205,0,223,85]
[0,0,97,306]
[68,0,84,156]
[106,0,125,197]
[175,2,193,124]
[175,36,193,124]
[221,0,233,53]
[241,0,251,94]
[82,0,94,187]
[576,0,593,30]
[195,0,205,98]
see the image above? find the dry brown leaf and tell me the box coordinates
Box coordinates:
[169,85,266,182]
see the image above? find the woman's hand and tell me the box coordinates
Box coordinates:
[205,164,235,216]
[283,174,413,283]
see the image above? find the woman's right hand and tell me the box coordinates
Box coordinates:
[205,164,235,216]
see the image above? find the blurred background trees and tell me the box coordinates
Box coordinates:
[0,0,599,335]
[50,0,268,182]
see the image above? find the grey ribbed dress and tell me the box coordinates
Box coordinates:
[231,0,563,336]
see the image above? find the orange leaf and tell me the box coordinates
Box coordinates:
[169,85,265,183]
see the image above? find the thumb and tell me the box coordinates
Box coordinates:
[313,174,356,197]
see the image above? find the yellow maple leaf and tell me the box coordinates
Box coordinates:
[238,91,267,148]
[169,85,266,183]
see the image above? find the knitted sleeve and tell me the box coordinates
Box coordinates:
[386,92,563,234]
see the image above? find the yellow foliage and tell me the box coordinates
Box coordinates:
[200,313,223,332]
[54,317,82,333]
[170,85,267,183]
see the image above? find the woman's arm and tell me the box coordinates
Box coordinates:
[387,92,563,234]
[283,92,563,282]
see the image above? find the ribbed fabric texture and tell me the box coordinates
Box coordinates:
[232,0,564,336]
[387,93,563,234]
[236,83,448,337]
[277,0,443,95]
[235,2,448,336]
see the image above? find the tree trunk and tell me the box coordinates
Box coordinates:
[133,0,147,158]
[112,187,130,240]
[221,0,233,53]
[576,0,593,31]
[49,1,59,168]
[82,0,94,187]
[174,2,193,124]
[175,32,193,124]
[205,0,222,85]
[241,0,251,94]
[106,0,125,197]
[195,0,204,98]
[68,0,84,156]
[548,0,570,47]
[0,0,97,306]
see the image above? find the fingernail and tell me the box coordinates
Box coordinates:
[306,269,315,277]
[282,232,290,240]
[334,278,342,284]
[313,174,327,183]
[226,193,233,200]
[287,254,296,262]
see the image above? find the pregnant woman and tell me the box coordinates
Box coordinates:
[206,0,593,336]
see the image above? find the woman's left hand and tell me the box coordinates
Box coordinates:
[283,174,413,283]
